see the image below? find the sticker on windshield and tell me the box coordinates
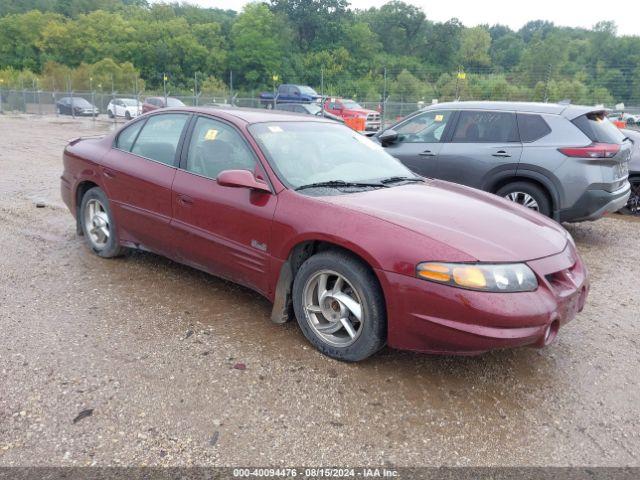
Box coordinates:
[434,114,444,122]
[204,129,219,140]
[268,126,284,133]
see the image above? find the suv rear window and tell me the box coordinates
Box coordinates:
[517,114,551,142]
[573,112,625,144]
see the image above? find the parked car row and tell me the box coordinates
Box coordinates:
[62,106,589,362]
[55,96,186,118]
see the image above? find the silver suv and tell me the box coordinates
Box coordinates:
[376,102,632,222]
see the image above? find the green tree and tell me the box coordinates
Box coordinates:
[230,3,291,88]
[460,26,491,68]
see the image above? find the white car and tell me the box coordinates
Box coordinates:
[107,98,142,120]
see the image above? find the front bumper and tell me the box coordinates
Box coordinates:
[380,244,588,355]
[560,182,631,222]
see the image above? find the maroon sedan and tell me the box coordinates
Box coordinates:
[61,108,589,361]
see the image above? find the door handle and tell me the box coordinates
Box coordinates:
[492,150,512,158]
[103,169,116,179]
[419,150,436,157]
[177,194,194,206]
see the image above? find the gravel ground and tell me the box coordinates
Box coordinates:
[0,114,639,468]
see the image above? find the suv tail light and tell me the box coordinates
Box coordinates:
[558,143,620,158]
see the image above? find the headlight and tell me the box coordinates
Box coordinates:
[416,262,538,292]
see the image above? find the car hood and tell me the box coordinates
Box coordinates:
[320,180,568,262]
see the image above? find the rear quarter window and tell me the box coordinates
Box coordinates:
[115,120,144,151]
[573,112,625,144]
[517,114,551,142]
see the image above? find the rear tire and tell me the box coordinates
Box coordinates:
[496,181,551,217]
[292,250,386,362]
[125,111,131,120]
[79,187,124,258]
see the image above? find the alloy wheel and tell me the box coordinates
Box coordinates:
[302,270,364,347]
[83,199,110,249]
[505,191,540,211]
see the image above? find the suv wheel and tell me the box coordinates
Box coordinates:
[292,251,386,362]
[496,181,551,217]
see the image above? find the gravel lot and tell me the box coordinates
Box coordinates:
[0,114,639,468]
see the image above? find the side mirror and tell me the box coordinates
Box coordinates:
[217,170,271,193]
[378,129,399,145]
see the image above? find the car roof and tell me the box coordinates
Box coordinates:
[161,106,334,125]
[422,101,602,119]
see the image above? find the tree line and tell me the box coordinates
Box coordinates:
[1,0,639,105]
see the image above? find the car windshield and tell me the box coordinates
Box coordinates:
[71,98,92,107]
[166,98,185,107]
[305,104,322,115]
[249,122,416,191]
[342,100,363,109]
[122,99,139,106]
[298,86,318,96]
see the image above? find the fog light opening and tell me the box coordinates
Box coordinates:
[543,320,560,346]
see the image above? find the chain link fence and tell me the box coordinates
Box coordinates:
[2,83,640,130]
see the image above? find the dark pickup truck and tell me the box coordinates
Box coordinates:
[259,84,322,108]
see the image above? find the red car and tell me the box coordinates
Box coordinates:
[141,96,186,113]
[61,107,589,361]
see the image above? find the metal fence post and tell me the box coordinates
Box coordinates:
[112,89,116,127]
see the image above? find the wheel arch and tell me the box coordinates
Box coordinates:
[270,238,386,325]
[487,170,560,220]
[74,180,100,235]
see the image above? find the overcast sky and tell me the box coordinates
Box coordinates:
[162,0,640,36]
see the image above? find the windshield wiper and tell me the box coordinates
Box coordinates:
[295,180,387,191]
[380,176,424,185]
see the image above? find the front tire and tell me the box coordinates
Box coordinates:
[79,187,124,258]
[292,250,386,362]
[125,111,131,120]
[496,181,551,217]
[107,109,114,118]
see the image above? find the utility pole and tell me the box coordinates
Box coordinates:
[382,67,387,127]
[0,78,4,114]
[90,77,95,121]
[111,75,116,126]
[194,72,198,106]
[68,75,74,119]
[321,67,324,115]
[163,73,168,107]
[229,70,233,105]
[543,63,552,103]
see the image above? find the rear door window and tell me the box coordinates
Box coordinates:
[573,112,625,143]
[452,111,518,143]
[131,113,189,165]
[517,114,551,142]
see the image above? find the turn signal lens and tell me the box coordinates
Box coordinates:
[416,263,451,282]
[416,262,538,292]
